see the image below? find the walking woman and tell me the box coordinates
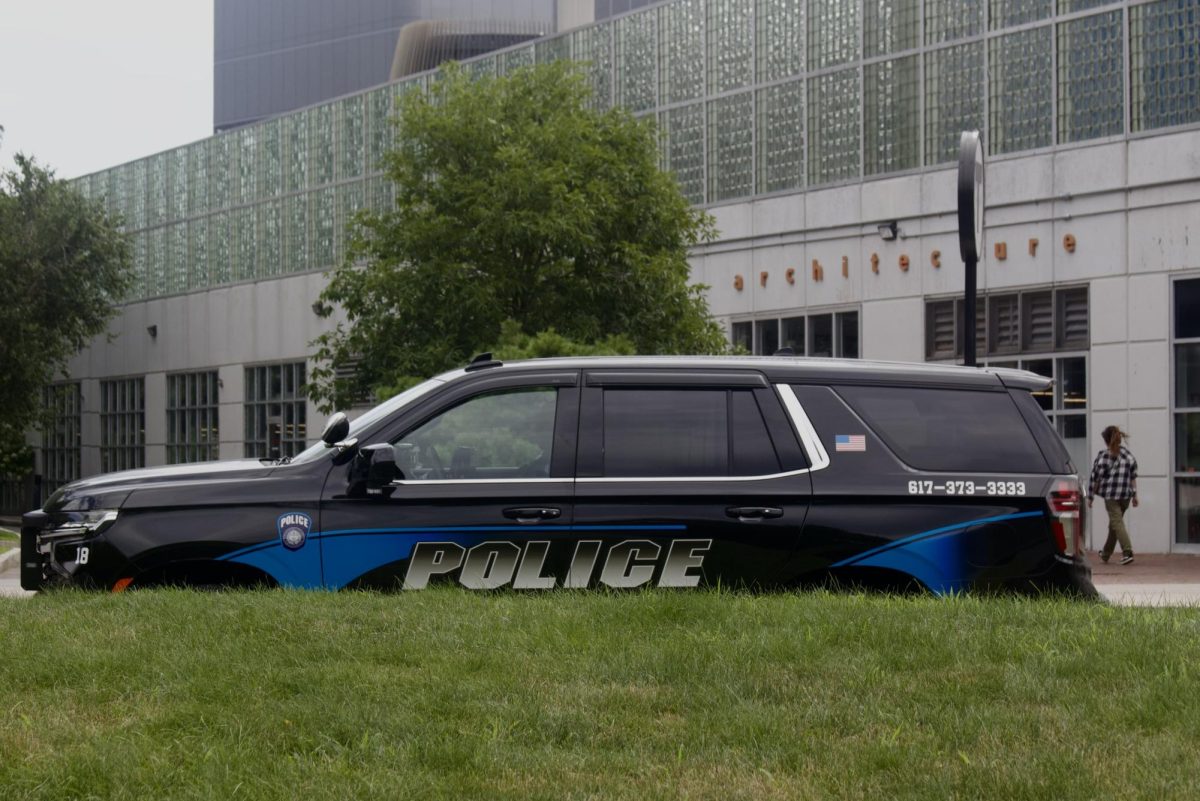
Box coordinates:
[1088,425,1138,565]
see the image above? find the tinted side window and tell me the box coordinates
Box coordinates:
[393,388,557,480]
[731,391,781,475]
[835,385,1049,473]
[599,388,784,477]
[603,389,727,477]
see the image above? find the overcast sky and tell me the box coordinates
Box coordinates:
[0,0,212,180]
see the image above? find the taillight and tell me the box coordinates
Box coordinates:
[1047,478,1085,556]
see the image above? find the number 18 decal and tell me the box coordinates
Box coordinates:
[75,546,89,565]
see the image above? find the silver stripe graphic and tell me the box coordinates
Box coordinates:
[775,384,830,472]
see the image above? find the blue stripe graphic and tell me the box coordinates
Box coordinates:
[831,510,1044,595]
[218,523,688,589]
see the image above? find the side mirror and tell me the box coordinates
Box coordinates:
[360,444,401,498]
[321,412,351,446]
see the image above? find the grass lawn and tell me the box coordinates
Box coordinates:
[1,589,1198,800]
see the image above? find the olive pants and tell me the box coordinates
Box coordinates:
[1101,498,1133,558]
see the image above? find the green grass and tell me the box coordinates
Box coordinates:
[2,589,1199,800]
[0,528,18,541]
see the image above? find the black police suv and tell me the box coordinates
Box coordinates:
[21,356,1095,596]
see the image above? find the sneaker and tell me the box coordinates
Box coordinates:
[1099,552,1111,563]
[1120,554,1134,565]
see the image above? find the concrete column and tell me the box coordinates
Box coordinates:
[143,372,167,467]
[219,364,244,462]
[79,378,102,478]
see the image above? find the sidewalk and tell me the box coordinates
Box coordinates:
[1087,550,1200,606]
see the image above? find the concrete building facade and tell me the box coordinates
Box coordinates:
[43,0,1200,553]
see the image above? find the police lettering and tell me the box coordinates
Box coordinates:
[403,538,712,590]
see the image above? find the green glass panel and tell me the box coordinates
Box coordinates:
[285,193,308,272]
[925,42,983,164]
[259,119,282,199]
[336,181,366,263]
[309,105,334,187]
[366,86,393,172]
[283,112,308,193]
[209,135,231,211]
[208,211,231,285]
[865,0,919,57]
[865,55,920,175]
[926,0,983,44]
[756,0,804,82]
[660,0,705,105]
[1131,0,1200,132]
[988,26,1052,155]
[311,187,336,269]
[501,46,535,74]
[616,10,657,112]
[571,23,613,110]
[167,149,187,221]
[660,103,706,205]
[338,95,365,181]
[236,126,257,206]
[166,223,187,294]
[990,0,1051,29]
[536,34,571,63]
[1057,11,1124,144]
[233,206,257,281]
[188,217,208,289]
[756,80,804,194]
[147,153,167,227]
[807,68,861,185]
[708,92,754,201]
[147,226,167,297]
[808,0,860,69]
[259,200,282,278]
[708,0,753,93]
[186,142,208,216]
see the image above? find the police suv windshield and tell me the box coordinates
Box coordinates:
[287,376,449,465]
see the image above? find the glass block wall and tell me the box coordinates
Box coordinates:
[74,0,1200,305]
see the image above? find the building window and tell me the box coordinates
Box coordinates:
[925,287,1088,360]
[42,383,81,492]
[244,362,308,460]
[100,378,145,473]
[168,371,220,464]
[1173,278,1200,545]
[925,287,1089,472]
[731,310,859,357]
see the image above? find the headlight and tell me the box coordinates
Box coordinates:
[41,510,120,541]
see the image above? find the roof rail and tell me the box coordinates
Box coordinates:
[464,352,503,372]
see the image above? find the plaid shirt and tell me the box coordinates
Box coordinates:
[1089,446,1138,500]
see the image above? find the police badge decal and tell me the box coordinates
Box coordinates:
[277,512,312,551]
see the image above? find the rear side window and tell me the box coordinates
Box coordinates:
[835,385,1049,473]
[600,388,783,477]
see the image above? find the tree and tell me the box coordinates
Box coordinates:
[309,61,727,412]
[0,129,132,470]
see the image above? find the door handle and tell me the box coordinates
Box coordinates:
[503,507,562,524]
[726,506,784,521]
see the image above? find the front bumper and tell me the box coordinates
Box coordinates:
[20,510,124,591]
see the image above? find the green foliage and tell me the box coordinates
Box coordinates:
[488,319,636,361]
[310,62,727,413]
[0,144,132,468]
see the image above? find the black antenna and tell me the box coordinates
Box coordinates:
[773,347,796,357]
[465,352,503,371]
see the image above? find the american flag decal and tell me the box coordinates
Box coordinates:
[835,434,866,452]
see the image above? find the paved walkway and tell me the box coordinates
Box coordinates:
[3,549,1200,604]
